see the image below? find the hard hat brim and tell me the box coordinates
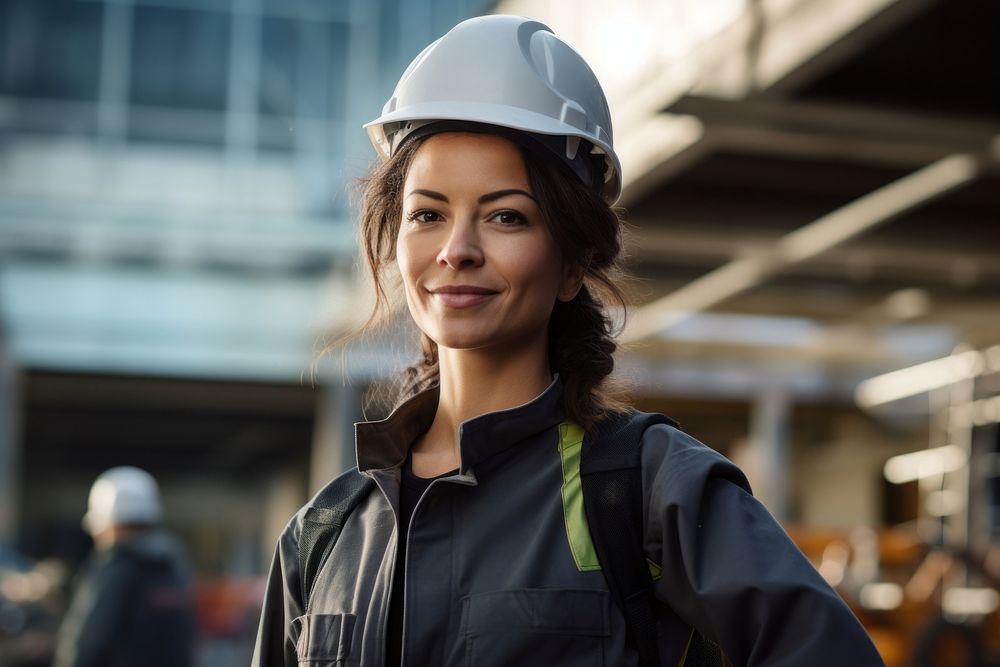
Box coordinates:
[364,100,622,203]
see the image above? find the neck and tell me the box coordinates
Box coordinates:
[410,338,552,476]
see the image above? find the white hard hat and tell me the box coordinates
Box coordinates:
[364,15,622,203]
[82,466,162,535]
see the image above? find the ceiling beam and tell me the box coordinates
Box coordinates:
[625,227,1000,288]
[671,96,1000,150]
[619,96,1000,204]
[756,0,941,98]
[621,151,988,343]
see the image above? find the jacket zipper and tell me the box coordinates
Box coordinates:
[397,477,441,667]
[396,472,476,665]
[380,460,476,665]
[374,474,401,667]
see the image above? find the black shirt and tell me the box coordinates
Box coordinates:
[385,456,458,666]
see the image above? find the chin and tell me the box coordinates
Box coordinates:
[428,330,498,351]
[427,323,545,355]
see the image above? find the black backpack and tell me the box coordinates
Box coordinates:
[580,412,723,667]
[297,411,722,666]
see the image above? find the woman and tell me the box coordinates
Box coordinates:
[253,15,884,667]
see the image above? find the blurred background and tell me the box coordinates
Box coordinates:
[0,0,996,665]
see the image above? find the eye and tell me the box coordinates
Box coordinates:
[489,210,528,226]
[406,209,442,224]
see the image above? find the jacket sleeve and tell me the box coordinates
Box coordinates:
[640,423,885,666]
[252,514,307,667]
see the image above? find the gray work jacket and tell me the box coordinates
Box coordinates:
[252,377,884,666]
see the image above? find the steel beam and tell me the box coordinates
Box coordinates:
[622,152,986,343]
[625,227,1000,288]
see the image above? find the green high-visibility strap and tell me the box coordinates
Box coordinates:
[573,411,724,667]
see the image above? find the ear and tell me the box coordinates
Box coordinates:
[557,260,586,302]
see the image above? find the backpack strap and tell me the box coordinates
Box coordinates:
[580,411,675,667]
[581,411,726,667]
[298,468,376,610]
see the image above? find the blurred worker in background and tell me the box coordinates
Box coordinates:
[53,466,197,667]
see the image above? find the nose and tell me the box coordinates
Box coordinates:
[436,218,484,270]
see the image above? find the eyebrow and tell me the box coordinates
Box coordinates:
[405,188,536,204]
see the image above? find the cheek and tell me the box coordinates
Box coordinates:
[395,232,438,329]
[505,242,563,300]
[394,255,424,328]
[395,232,421,289]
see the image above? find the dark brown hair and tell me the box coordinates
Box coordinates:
[346,132,631,429]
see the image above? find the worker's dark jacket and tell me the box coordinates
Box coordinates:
[54,530,197,667]
[253,377,884,666]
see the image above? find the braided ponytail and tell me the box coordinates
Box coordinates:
[521,145,631,429]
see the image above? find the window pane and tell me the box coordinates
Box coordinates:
[0,0,102,100]
[258,17,298,120]
[257,17,347,150]
[129,5,229,111]
[260,0,344,21]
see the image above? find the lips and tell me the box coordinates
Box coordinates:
[429,285,500,308]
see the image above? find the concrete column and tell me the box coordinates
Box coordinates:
[260,467,307,570]
[750,387,791,521]
[946,375,975,556]
[225,0,261,160]
[97,0,133,144]
[310,384,362,495]
[345,0,382,159]
[0,336,21,547]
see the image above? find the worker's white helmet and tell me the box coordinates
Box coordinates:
[82,466,162,535]
[364,15,622,203]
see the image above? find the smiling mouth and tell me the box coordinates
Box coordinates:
[429,285,500,308]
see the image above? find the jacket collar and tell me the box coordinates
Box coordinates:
[355,375,565,474]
